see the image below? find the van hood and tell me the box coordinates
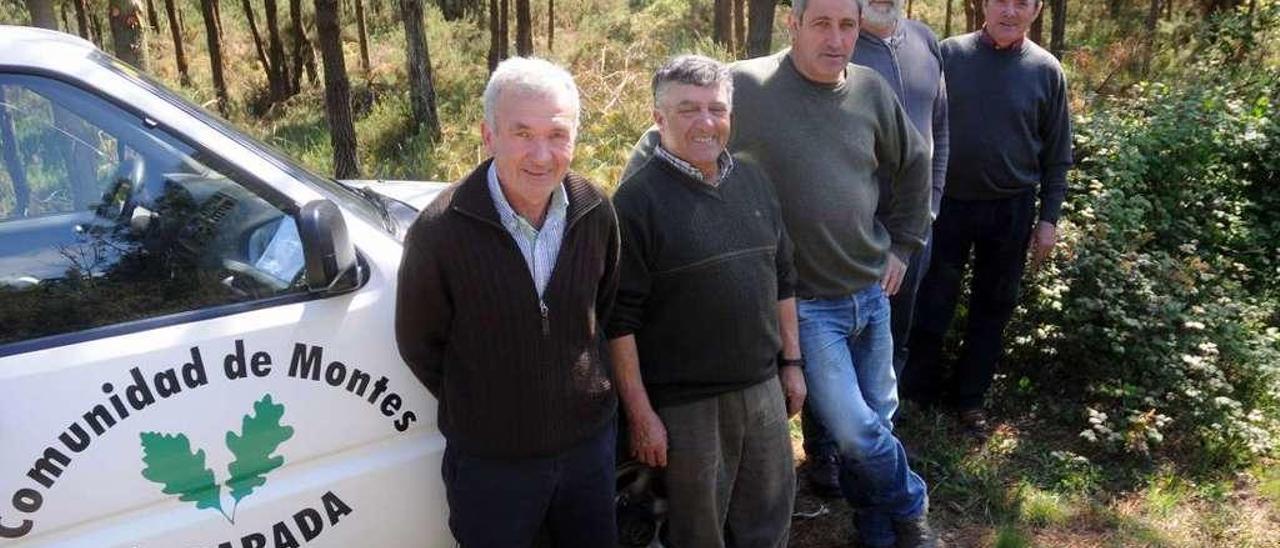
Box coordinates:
[342,180,450,211]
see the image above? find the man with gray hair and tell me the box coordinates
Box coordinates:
[801,0,950,497]
[607,54,804,547]
[396,56,620,547]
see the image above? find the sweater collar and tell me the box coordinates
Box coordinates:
[451,158,601,227]
[858,21,906,50]
[781,49,848,95]
[979,26,1026,52]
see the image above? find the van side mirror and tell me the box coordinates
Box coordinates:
[298,199,362,293]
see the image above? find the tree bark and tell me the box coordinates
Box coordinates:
[109,0,150,71]
[314,0,361,178]
[548,0,554,52]
[60,2,72,33]
[265,0,291,100]
[163,0,191,86]
[515,0,532,56]
[144,0,161,32]
[92,13,106,48]
[24,0,57,29]
[488,0,500,70]
[241,0,274,83]
[1050,0,1067,58]
[714,0,732,49]
[290,0,319,89]
[746,0,774,57]
[400,0,441,142]
[908,0,914,18]
[355,0,371,75]
[733,0,746,57]
[74,0,92,39]
[0,88,31,218]
[945,0,953,37]
[500,0,509,59]
[200,0,229,115]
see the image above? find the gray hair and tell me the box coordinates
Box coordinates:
[483,57,581,131]
[651,54,734,109]
[792,0,860,21]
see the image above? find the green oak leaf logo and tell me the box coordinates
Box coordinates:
[139,394,294,523]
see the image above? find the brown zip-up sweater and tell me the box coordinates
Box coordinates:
[395,159,621,458]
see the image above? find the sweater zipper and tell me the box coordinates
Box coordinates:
[452,188,602,340]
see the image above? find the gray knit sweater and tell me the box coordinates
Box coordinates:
[940,31,1073,223]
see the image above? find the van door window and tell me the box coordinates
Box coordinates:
[0,75,307,347]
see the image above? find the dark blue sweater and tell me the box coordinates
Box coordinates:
[941,31,1074,224]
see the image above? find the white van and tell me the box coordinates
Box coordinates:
[0,27,454,547]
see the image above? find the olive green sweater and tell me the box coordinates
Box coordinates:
[625,51,932,298]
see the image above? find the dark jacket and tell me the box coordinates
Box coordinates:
[395,159,620,458]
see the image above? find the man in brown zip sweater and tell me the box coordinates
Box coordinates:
[395,57,620,547]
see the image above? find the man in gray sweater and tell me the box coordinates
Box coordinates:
[902,0,1073,436]
[800,0,950,498]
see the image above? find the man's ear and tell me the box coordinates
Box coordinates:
[481,120,495,155]
[787,12,800,40]
[652,107,665,132]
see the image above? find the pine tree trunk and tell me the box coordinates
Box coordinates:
[92,13,107,48]
[241,0,274,83]
[908,0,914,18]
[400,0,441,142]
[24,0,57,29]
[355,0,371,75]
[488,0,500,70]
[0,88,31,218]
[1050,0,1067,58]
[500,0,510,59]
[144,0,161,32]
[109,0,150,71]
[733,0,745,57]
[945,0,953,36]
[1144,0,1160,73]
[515,0,532,56]
[74,0,92,39]
[200,0,229,115]
[314,0,361,178]
[746,0,774,57]
[290,0,319,89]
[265,0,291,100]
[547,0,554,52]
[714,0,732,48]
[163,0,191,86]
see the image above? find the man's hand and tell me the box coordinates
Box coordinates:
[1028,221,1058,270]
[628,407,669,467]
[779,365,807,417]
[880,253,908,296]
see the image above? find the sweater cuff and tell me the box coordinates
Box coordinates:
[889,242,915,265]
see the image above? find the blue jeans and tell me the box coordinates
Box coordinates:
[799,285,928,547]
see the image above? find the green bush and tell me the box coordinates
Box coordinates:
[1004,9,1280,469]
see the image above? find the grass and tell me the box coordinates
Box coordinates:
[789,400,1280,547]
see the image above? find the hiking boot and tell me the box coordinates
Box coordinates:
[893,512,939,548]
[804,453,841,498]
[956,407,990,439]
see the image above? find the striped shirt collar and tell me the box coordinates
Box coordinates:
[654,144,735,186]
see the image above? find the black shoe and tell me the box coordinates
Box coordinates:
[804,454,841,498]
[893,512,939,548]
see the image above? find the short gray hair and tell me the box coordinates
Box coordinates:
[651,55,734,109]
[792,0,860,21]
[483,57,581,131]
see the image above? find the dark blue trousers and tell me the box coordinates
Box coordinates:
[902,191,1037,410]
[442,421,617,548]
